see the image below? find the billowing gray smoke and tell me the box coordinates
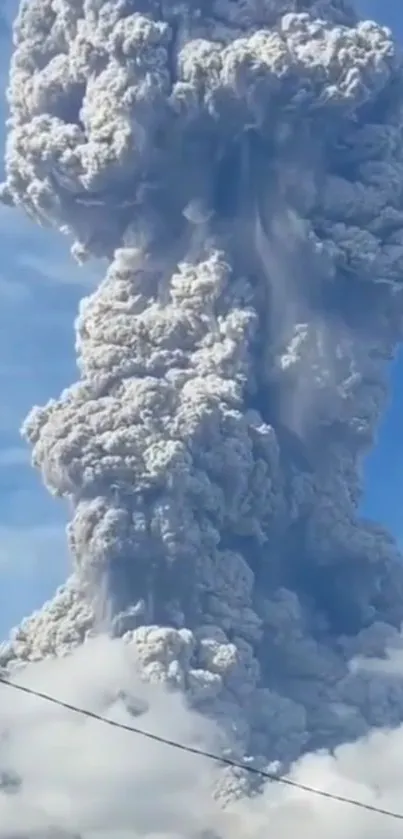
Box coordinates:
[2,0,403,797]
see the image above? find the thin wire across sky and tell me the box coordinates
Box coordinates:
[0,674,402,823]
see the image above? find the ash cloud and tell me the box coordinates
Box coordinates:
[2,0,403,812]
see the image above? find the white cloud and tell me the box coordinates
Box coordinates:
[0,636,224,838]
[1,636,403,839]
[229,738,403,839]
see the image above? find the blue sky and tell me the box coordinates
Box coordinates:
[0,0,402,638]
[0,2,103,635]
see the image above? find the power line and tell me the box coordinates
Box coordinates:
[0,675,402,823]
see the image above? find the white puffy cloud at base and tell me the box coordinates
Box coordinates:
[241,738,403,839]
[1,635,403,839]
[0,636,222,838]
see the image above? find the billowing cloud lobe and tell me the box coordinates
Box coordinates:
[2,0,403,821]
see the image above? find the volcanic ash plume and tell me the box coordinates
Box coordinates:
[3,0,403,794]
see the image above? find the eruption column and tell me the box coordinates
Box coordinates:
[2,0,403,789]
